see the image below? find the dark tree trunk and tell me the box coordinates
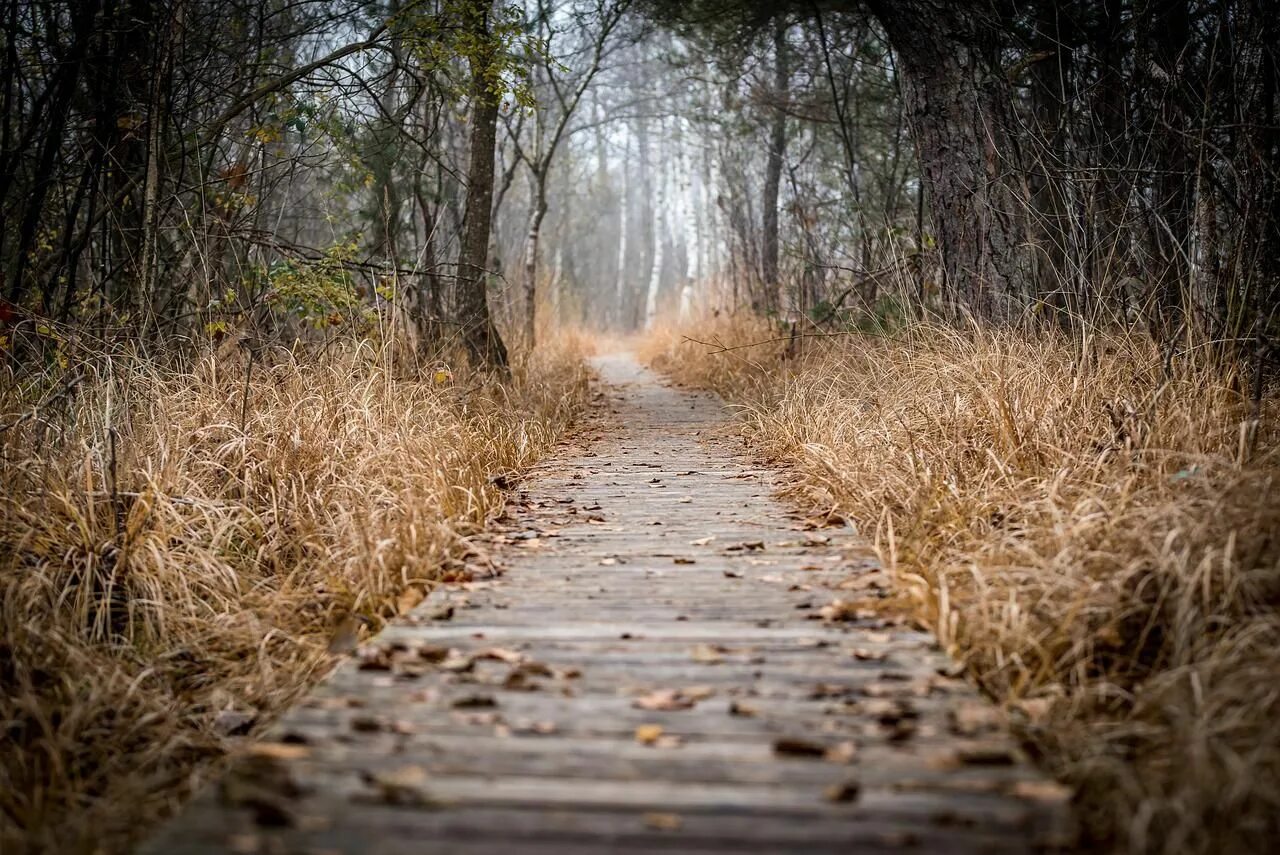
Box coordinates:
[6,0,102,308]
[1139,0,1194,341]
[455,2,508,368]
[868,0,1031,321]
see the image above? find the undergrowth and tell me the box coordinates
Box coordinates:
[645,316,1279,855]
[0,335,589,854]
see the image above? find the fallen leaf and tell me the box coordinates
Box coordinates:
[690,644,726,664]
[728,700,758,717]
[723,569,744,579]
[689,536,715,546]
[824,741,859,764]
[673,557,696,565]
[825,780,861,803]
[513,720,558,735]
[396,586,426,614]
[632,686,714,711]
[773,737,827,758]
[246,742,310,761]
[350,715,384,733]
[643,812,683,830]
[818,599,874,622]
[1009,779,1072,802]
[635,723,665,745]
[451,694,498,709]
[358,765,433,806]
[948,704,1004,736]
[474,647,525,664]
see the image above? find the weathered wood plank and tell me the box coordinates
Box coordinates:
[139,354,1073,854]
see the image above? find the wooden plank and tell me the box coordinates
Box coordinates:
[139,353,1074,855]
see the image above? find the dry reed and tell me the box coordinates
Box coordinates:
[646,316,1279,855]
[0,336,588,854]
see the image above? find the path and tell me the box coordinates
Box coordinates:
[143,354,1073,854]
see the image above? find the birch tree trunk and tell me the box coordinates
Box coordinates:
[644,118,666,328]
[614,130,630,327]
[522,176,547,347]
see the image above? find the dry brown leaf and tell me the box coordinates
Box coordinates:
[245,742,310,761]
[819,599,874,622]
[635,723,664,745]
[643,812,683,830]
[773,737,827,758]
[632,686,715,711]
[1009,779,1072,802]
[690,644,726,664]
[824,741,859,764]
[825,780,861,802]
[949,704,1004,736]
[396,586,426,614]
[359,765,433,806]
[673,557,696,565]
[475,647,525,664]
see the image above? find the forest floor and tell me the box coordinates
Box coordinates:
[141,352,1072,854]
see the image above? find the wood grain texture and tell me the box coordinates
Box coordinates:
[140,354,1074,854]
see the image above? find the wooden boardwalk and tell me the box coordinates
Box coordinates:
[142,354,1073,854]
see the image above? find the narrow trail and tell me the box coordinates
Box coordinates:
[144,354,1072,854]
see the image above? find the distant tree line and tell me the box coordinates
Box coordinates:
[3,0,1276,374]
[638,0,1276,372]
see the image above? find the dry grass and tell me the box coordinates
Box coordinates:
[0,335,589,855]
[645,316,1280,854]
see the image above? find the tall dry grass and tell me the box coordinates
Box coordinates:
[0,336,588,854]
[646,316,1279,854]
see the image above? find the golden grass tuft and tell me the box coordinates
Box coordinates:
[0,336,588,854]
[645,315,1280,854]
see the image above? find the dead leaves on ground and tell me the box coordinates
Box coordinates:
[772,737,859,765]
[634,723,683,749]
[632,685,715,711]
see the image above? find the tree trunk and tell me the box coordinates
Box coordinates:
[868,0,1031,321]
[455,2,508,368]
[1139,0,1194,342]
[522,177,547,348]
[644,120,665,328]
[761,18,788,315]
[614,131,630,328]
